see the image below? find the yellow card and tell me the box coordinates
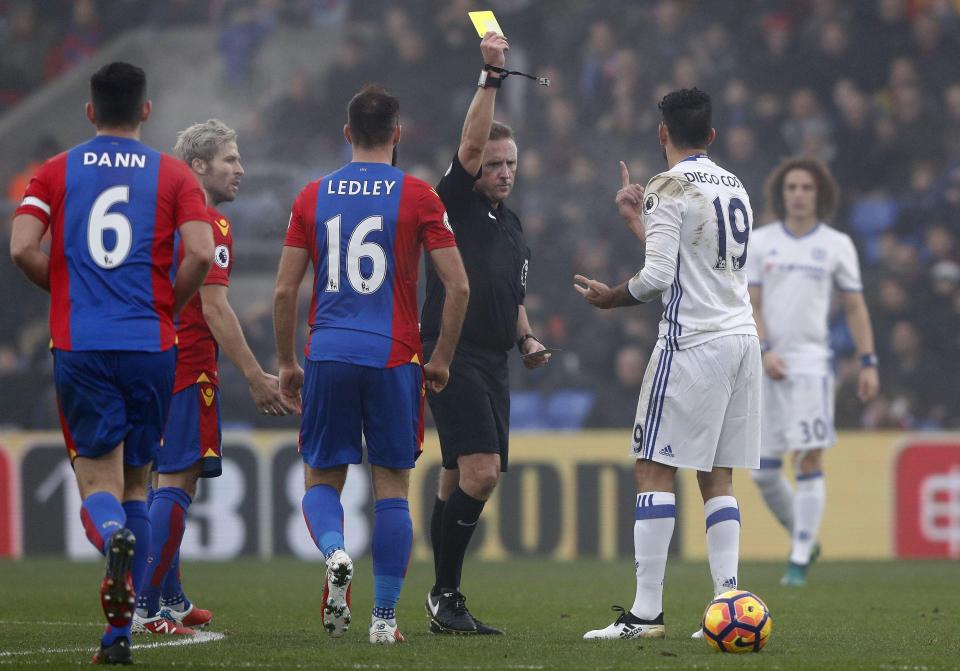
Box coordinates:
[469,10,504,37]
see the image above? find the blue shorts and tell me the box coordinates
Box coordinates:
[53,349,176,467]
[300,360,423,470]
[157,382,222,478]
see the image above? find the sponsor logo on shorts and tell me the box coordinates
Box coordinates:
[658,445,674,458]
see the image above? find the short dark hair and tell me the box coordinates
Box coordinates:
[658,88,712,149]
[489,121,514,142]
[347,83,400,149]
[90,62,147,128]
[765,156,840,221]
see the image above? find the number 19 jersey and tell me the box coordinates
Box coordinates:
[631,155,757,351]
[14,135,208,351]
[284,162,457,368]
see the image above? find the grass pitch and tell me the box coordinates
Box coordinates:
[1,558,958,669]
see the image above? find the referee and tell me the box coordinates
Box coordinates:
[421,31,550,636]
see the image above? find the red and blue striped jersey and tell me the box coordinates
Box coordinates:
[284,162,457,368]
[14,135,208,352]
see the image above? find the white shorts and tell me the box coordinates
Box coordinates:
[630,334,761,472]
[759,373,836,460]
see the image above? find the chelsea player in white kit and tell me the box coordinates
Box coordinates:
[575,88,761,640]
[747,158,879,587]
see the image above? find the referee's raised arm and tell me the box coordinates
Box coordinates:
[457,31,508,176]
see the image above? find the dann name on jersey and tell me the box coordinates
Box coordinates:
[326,179,396,196]
[82,151,147,168]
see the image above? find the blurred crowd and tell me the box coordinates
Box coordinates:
[3,0,960,431]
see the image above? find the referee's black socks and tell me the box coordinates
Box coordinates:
[432,487,486,595]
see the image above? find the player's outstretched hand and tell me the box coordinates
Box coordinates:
[249,370,292,416]
[481,30,508,68]
[858,366,879,403]
[761,351,788,380]
[424,359,450,394]
[616,161,646,243]
[520,338,551,369]
[574,274,615,309]
[278,364,304,415]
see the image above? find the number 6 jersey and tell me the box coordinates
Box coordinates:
[284,162,457,368]
[627,154,757,351]
[14,135,209,352]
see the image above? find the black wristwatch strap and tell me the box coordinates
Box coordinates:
[517,333,540,351]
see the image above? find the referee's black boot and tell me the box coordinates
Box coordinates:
[425,590,478,634]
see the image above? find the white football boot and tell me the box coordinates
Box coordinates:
[583,606,665,640]
[322,549,353,637]
[369,617,407,644]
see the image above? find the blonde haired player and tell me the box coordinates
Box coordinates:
[747,157,878,587]
[575,88,760,640]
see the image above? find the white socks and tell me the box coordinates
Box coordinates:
[630,492,676,620]
[790,473,825,565]
[751,464,794,532]
[704,496,740,595]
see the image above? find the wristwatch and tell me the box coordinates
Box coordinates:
[517,333,539,351]
[860,353,878,368]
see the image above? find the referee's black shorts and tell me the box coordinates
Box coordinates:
[423,342,510,472]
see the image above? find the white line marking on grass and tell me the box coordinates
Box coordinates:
[0,631,225,658]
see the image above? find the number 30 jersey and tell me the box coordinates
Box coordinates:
[14,135,208,352]
[284,162,457,368]
[628,155,757,351]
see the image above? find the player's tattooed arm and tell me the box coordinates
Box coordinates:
[573,275,640,309]
[10,214,50,290]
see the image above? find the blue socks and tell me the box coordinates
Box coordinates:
[372,498,412,620]
[80,492,125,555]
[140,487,191,617]
[302,484,345,557]
[161,550,190,611]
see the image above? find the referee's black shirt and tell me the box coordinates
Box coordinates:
[421,153,530,353]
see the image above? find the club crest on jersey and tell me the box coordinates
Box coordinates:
[214,245,230,269]
[643,193,660,215]
[201,386,215,407]
[216,218,230,236]
[811,247,827,261]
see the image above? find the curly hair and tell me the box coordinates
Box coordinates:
[764,156,840,221]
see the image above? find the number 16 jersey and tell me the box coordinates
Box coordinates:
[284,162,457,368]
[14,135,208,352]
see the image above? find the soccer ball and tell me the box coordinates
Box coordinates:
[700,590,772,653]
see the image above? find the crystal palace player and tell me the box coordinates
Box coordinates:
[273,84,469,645]
[9,62,213,664]
[132,120,290,636]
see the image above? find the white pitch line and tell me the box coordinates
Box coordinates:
[0,631,226,657]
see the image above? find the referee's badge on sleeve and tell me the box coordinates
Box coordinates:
[643,193,660,215]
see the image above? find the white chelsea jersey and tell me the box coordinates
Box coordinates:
[628,155,757,351]
[745,222,863,375]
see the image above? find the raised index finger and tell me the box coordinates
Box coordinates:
[620,161,630,189]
